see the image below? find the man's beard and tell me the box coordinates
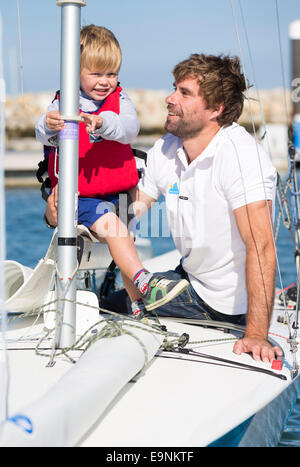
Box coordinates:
[164,117,203,139]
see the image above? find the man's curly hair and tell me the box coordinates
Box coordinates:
[173,54,248,126]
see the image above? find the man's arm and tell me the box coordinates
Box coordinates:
[233,199,282,363]
[129,187,157,219]
[45,184,58,227]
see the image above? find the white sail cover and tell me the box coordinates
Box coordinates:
[0,321,163,446]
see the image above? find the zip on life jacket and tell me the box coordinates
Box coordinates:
[36,88,147,201]
[47,86,139,197]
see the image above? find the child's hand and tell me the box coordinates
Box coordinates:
[46,110,65,132]
[81,112,103,134]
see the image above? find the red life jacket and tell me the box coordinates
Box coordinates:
[48,86,139,197]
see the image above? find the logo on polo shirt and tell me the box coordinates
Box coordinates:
[168,182,179,195]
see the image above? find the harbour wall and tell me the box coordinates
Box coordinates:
[4,88,293,187]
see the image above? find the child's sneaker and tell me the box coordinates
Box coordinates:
[141,274,189,311]
[131,298,146,320]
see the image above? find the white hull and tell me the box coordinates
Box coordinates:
[80,317,299,447]
[0,245,299,447]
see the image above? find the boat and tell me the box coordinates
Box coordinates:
[1,0,300,448]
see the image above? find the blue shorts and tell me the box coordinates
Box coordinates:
[78,195,136,232]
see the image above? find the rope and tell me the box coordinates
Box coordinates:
[160,350,287,380]
[0,10,9,423]
[273,1,300,359]
[230,0,286,309]
[1,293,240,372]
[229,0,300,376]
[7,298,286,381]
[16,0,24,95]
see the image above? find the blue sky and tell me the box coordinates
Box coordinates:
[0,0,299,95]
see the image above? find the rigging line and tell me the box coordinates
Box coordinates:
[47,260,80,366]
[274,0,300,334]
[240,0,300,309]
[158,353,287,381]
[34,297,171,364]
[274,2,300,251]
[293,265,300,334]
[238,2,270,148]
[239,0,291,256]
[274,0,300,258]
[0,10,9,423]
[230,0,280,244]
[274,0,291,130]
[239,0,294,240]
[16,0,24,95]
[236,0,292,321]
[229,0,291,333]
[36,310,162,367]
[185,348,286,373]
[224,130,288,332]
[276,175,293,233]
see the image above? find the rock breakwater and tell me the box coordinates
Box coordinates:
[4,88,292,138]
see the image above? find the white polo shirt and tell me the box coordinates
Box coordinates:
[138,123,277,315]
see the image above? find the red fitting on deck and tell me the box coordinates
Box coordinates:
[272,357,283,371]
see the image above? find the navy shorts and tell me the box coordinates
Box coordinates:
[78,195,136,232]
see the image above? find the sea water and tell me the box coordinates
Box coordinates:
[4,187,297,286]
[3,186,300,446]
[5,188,179,269]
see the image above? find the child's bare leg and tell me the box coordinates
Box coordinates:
[90,212,143,291]
[121,272,142,302]
[90,212,189,314]
[118,228,143,302]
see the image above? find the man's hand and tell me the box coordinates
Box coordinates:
[81,112,103,134]
[233,336,282,363]
[45,184,58,227]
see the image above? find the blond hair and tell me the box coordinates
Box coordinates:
[173,54,247,126]
[80,25,122,73]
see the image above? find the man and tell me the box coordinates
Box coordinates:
[101,53,282,363]
[46,53,282,363]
